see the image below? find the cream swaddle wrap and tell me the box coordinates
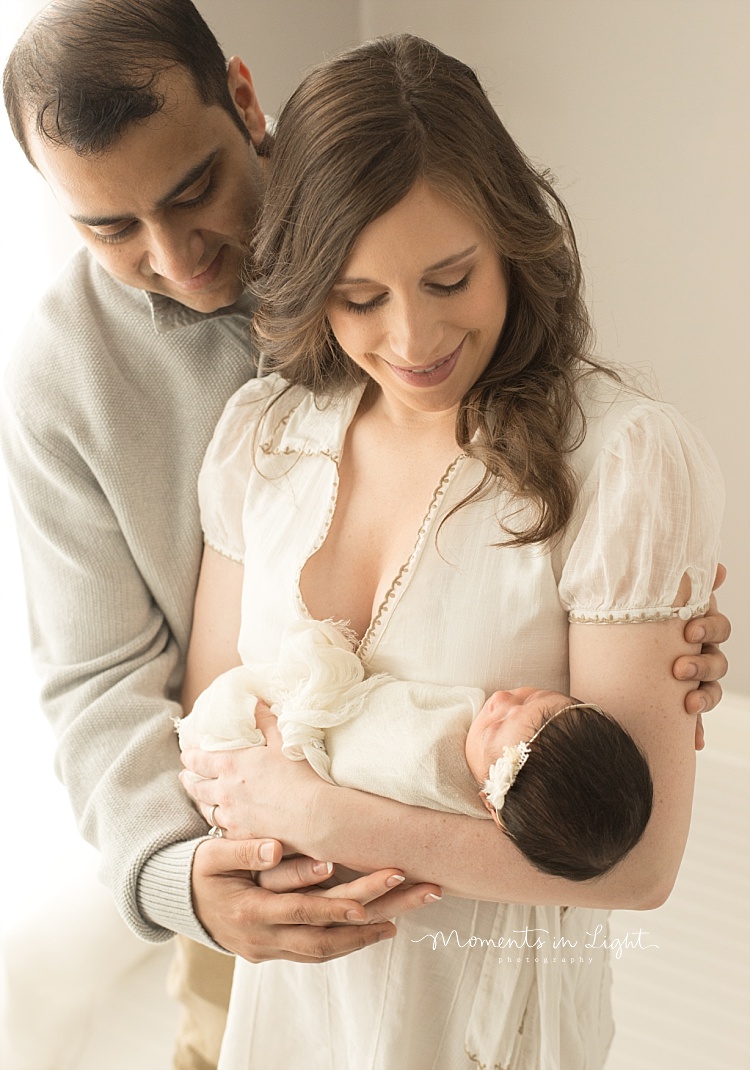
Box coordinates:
[177,618,488,818]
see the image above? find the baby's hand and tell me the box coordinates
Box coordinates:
[178,666,267,751]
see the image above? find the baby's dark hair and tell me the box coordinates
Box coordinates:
[499,705,653,881]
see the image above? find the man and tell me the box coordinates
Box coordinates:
[1,3,440,1067]
[1,1,730,1068]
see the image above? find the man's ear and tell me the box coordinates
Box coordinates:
[227,56,266,148]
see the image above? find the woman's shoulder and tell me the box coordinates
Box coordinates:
[212,374,365,460]
[206,374,306,463]
[570,367,719,486]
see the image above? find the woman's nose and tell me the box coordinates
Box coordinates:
[386,299,442,365]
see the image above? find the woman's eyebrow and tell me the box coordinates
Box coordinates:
[335,244,478,286]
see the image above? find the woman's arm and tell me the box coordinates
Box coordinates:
[181,546,443,958]
[180,546,244,714]
[183,577,701,911]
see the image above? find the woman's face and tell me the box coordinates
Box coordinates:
[465,687,573,784]
[325,181,508,419]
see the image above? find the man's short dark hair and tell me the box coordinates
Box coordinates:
[3,0,250,165]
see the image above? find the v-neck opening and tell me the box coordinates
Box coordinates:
[295,450,466,662]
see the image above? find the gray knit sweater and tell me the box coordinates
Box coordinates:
[1,248,255,946]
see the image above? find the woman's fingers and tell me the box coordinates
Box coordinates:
[253,699,283,745]
[315,869,443,916]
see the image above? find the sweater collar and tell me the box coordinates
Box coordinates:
[146,289,255,333]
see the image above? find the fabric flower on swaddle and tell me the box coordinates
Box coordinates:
[175,619,384,781]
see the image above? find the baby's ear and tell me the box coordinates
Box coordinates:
[479,790,504,829]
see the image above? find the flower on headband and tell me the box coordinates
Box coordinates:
[483,742,531,811]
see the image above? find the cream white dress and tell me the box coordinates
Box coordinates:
[198,369,723,1070]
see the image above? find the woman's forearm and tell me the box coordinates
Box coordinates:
[302,780,660,910]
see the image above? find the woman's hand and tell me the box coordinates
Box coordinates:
[309,868,443,919]
[180,700,341,851]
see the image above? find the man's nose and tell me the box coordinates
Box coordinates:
[144,225,205,283]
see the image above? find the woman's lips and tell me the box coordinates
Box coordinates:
[386,340,464,387]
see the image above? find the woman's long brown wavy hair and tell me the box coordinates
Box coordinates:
[251,34,612,545]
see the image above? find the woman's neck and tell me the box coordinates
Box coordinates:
[362,381,460,448]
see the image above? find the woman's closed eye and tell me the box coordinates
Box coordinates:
[340,272,473,316]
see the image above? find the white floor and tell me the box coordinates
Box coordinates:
[1,695,748,1070]
[606,692,750,1070]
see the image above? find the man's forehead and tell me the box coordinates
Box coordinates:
[27,77,229,221]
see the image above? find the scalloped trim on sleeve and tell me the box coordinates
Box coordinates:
[569,598,710,624]
[203,537,244,566]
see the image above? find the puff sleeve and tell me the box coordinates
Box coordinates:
[558,401,724,623]
[198,373,287,562]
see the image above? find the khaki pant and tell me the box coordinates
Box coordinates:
[167,935,235,1070]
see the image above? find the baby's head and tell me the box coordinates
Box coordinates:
[465,688,653,882]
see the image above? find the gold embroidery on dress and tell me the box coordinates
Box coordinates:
[257,398,302,453]
[464,1048,510,1070]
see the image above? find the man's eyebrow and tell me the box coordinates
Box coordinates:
[334,244,479,286]
[155,151,218,208]
[71,152,219,227]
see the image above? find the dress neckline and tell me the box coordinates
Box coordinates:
[292,435,466,662]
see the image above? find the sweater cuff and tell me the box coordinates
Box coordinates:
[136,838,230,953]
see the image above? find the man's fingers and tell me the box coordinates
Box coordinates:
[685,680,722,716]
[194,837,283,875]
[685,611,731,645]
[257,856,335,893]
[694,714,705,751]
[236,920,396,964]
[712,563,727,591]
[674,647,729,685]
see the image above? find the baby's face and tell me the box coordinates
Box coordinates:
[465,687,574,784]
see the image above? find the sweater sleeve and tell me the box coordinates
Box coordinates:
[0,385,222,947]
[0,257,252,948]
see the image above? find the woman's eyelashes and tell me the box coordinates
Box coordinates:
[340,271,473,315]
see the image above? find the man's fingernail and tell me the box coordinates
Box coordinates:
[424,893,442,903]
[697,696,708,713]
[259,841,276,862]
[691,626,705,642]
[385,874,406,887]
[312,861,334,875]
[682,662,698,679]
[346,909,364,921]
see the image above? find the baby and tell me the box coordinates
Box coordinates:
[177,619,653,882]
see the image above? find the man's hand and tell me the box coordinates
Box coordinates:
[673,565,731,747]
[191,837,440,964]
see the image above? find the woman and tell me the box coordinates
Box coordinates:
[180,34,723,1069]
